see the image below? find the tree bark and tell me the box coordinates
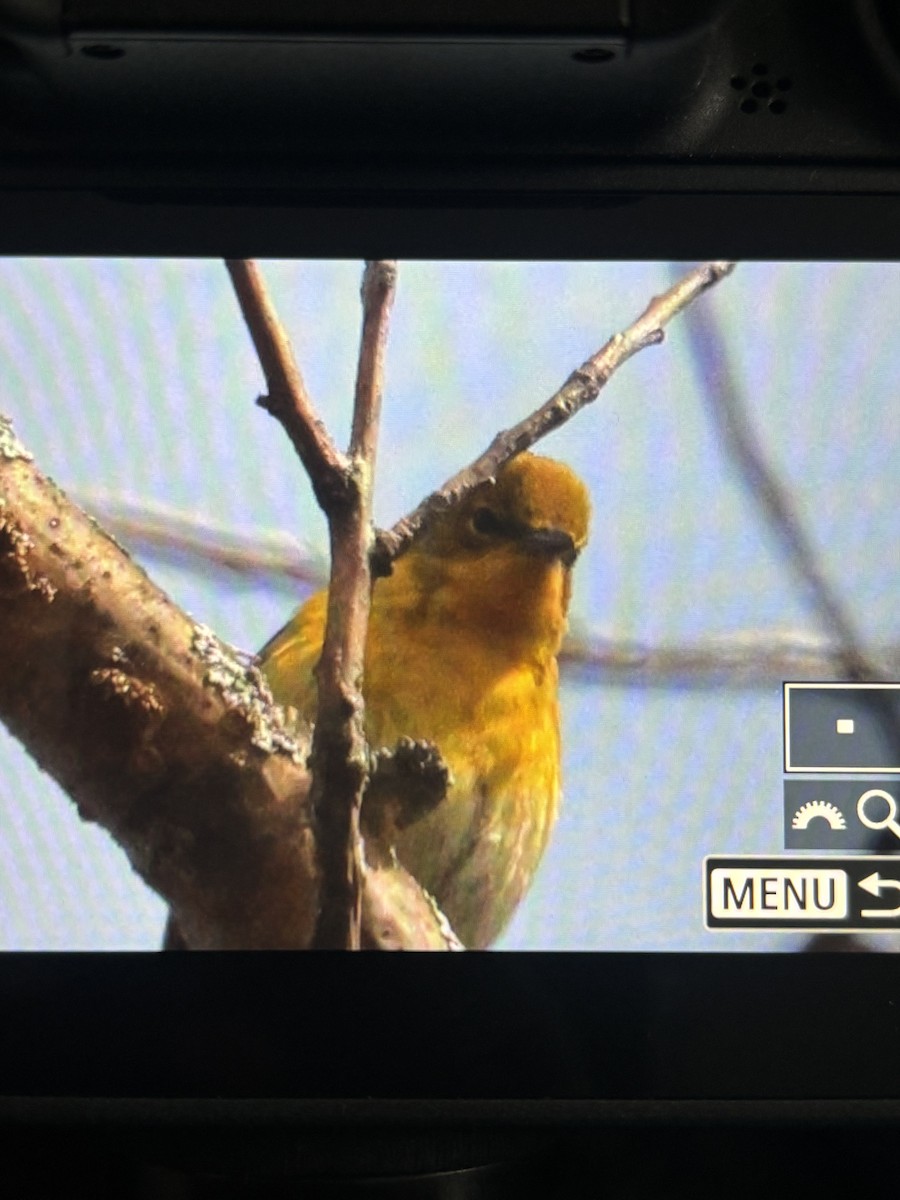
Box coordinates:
[0,424,454,949]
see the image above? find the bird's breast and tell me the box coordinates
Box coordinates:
[362,610,562,947]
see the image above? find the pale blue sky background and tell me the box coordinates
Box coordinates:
[0,260,898,950]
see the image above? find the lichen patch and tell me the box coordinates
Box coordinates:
[0,414,34,463]
[0,514,57,600]
[192,623,305,762]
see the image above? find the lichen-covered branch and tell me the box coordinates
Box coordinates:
[0,419,452,950]
[0,426,316,948]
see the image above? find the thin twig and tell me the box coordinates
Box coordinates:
[309,260,396,950]
[679,276,880,683]
[373,260,736,572]
[225,259,351,510]
[225,257,397,949]
[351,262,396,463]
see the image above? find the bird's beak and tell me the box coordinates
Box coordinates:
[522,527,578,567]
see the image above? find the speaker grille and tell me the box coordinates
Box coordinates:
[730,62,792,114]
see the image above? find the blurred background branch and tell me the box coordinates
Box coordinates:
[678,270,880,683]
[81,490,900,686]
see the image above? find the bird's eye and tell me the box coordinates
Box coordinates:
[471,506,504,536]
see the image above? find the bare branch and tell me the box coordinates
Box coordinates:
[309,260,397,950]
[225,257,398,949]
[351,261,397,462]
[679,277,880,683]
[374,260,736,571]
[225,259,351,510]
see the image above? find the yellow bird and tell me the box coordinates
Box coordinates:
[260,452,591,948]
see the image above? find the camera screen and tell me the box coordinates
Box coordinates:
[1,259,898,951]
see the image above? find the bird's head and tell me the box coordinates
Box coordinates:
[406,453,591,652]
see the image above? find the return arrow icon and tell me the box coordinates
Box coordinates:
[858,872,900,918]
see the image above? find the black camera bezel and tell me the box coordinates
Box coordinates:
[4,186,900,261]
[2,951,900,1107]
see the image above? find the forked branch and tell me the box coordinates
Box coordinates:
[228,259,398,949]
[308,261,396,950]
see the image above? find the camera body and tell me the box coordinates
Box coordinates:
[2,1,900,1194]
[0,0,900,246]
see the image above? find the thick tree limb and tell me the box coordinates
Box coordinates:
[373,260,736,572]
[0,430,316,949]
[0,419,453,949]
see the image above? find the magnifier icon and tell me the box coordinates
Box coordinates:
[856,789,900,841]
